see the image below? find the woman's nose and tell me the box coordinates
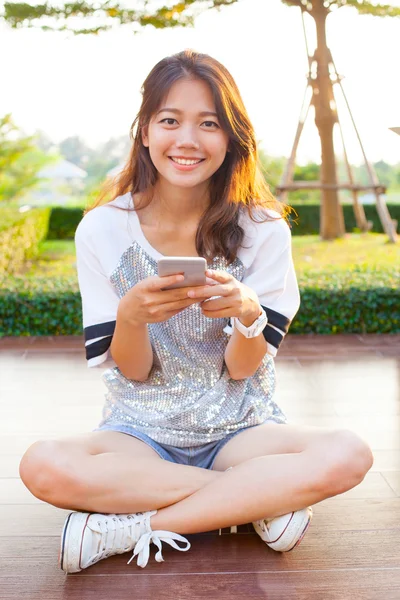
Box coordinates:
[175,126,200,149]
[176,139,200,150]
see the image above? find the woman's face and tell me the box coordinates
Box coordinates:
[142,78,230,190]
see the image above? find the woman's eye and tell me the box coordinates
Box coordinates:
[159,118,219,128]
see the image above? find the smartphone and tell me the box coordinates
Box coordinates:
[157,257,207,290]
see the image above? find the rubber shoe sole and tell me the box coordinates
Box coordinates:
[253,507,313,552]
[59,512,91,574]
[286,509,313,551]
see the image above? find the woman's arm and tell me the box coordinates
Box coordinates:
[110,301,153,382]
[224,310,268,380]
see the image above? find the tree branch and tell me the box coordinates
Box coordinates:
[281,0,304,7]
[336,0,400,17]
[1,0,239,34]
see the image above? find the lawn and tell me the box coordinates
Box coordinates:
[13,233,399,281]
[1,233,397,336]
[293,233,399,271]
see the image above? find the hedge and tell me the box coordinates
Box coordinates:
[45,204,400,239]
[1,267,398,336]
[0,207,51,275]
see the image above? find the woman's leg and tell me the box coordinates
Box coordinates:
[19,430,220,513]
[150,423,374,534]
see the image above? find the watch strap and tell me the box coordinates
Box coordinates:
[232,308,268,338]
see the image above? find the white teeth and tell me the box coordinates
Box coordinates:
[170,157,203,166]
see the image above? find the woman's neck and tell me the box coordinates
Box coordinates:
[147,179,210,225]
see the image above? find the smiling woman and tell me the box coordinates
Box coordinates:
[141,78,230,185]
[86,49,290,264]
[18,49,373,577]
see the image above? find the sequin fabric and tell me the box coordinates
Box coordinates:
[100,241,286,447]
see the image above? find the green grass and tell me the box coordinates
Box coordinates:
[13,233,398,282]
[293,233,400,271]
[17,240,78,279]
[1,234,397,335]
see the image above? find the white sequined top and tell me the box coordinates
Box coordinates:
[75,192,300,447]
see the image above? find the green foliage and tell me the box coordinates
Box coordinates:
[293,266,399,334]
[38,203,400,240]
[287,204,400,235]
[281,0,400,17]
[258,151,321,204]
[0,207,51,275]
[1,267,397,335]
[47,207,84,240]
[0,276,82,335]
[0,114,59,204]
[2,1,238,34]
[339,0,400,17]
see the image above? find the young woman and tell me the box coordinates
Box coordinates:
[19,50,373,573]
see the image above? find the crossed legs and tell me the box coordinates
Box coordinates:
[19,423,373,534]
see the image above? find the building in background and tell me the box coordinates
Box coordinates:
[22,159,87,206]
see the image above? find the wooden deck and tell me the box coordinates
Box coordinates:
[1,334,399,599]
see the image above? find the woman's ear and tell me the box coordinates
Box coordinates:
[142,125,149,147]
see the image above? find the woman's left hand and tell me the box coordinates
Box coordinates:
[187,269,262,326]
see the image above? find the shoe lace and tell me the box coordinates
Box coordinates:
[94,512,191,568]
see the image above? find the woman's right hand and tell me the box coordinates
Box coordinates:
[118,274,204,325]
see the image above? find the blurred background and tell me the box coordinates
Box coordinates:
[0,0,399,336]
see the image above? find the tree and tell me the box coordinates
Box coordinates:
[2,1,399,237]
[59,136,92,169]
[1,1,238,35]
[0,114,59,204]
[281,1,400,239]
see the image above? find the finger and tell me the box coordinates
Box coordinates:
[187,285,230,299]
[164,297,200,310]
[171,282,212,296]
[151,273,185,290]
[200,297,230,311]
[205,270,233,283]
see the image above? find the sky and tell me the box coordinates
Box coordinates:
[1,0,400,165]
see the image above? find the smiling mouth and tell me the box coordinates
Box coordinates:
[169,157,205,166]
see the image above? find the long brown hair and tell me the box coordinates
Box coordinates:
[86,49,293,264]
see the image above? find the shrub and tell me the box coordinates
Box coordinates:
[0,207,51,275]
[1,267,398,336]
[45,204,400,239]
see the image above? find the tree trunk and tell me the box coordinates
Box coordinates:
[311,2,345,239]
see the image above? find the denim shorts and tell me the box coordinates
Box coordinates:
[93,421,278,470]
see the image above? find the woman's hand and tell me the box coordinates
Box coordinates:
[119,273,208,326]
[187,269,262,326]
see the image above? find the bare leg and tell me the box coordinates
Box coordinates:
[20,426,373,534]
[19,431,220,513]
[150,425,373,534]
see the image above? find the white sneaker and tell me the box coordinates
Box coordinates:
[59,510,191,573]
[252,507,313,552]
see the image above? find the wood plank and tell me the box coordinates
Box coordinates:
[371,450,400,472]
[1,336,399,598]
[1,498,398,537]
[337,472,397,499]
[381,472,400,496]
[2,570,400,600]
[1,529,400,573]
[0,479,46,504]
[3,334,400,355]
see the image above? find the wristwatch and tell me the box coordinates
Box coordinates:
[231,307,268,339]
